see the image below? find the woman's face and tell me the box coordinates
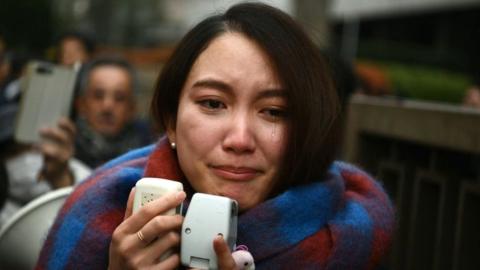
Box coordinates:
[167,32,288,211]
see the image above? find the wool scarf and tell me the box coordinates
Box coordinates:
[36,136,394,270]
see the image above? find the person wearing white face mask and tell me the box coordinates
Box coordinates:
[0,103,91,227]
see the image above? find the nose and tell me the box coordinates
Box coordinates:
[222,112,255,154]
[100,95,115,111]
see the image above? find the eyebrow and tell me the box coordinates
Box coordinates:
[192,79,232,92]
[192,78,286,99]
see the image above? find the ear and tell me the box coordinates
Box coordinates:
[165,116,176,144]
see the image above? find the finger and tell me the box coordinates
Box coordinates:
[213,234,237,270]
[39,141,61,158]
[124,188,136,221]
[142,231,181,263]
[138,215,183,245]
[39,126,70,147]
[39,145,63,172]
[124,191,186,232]
[39,142,70,165]
[155,253,181,270]
[57,117,76,140]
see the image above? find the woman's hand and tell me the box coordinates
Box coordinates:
[213,235,238,270]
[108,188,186,269]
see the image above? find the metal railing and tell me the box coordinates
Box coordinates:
[343,94,480,270]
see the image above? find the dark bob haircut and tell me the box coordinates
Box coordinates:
[151,3,340,195]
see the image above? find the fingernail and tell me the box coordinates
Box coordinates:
[176,191,186,201]
[216,233,224,240]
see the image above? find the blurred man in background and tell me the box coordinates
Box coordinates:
[0,56,152,226]
[73,56,153,168]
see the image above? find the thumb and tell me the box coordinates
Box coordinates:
[213,234,237,270]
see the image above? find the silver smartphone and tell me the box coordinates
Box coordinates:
[14,61,78,143]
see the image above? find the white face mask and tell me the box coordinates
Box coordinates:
[5,151,43,185]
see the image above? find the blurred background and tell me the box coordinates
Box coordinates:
[1,0,480,106]
[1,1,480,269]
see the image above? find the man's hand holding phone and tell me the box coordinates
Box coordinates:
[37,117,76,188]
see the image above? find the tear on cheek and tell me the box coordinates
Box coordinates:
[269,124,286,144]
[271,123,277,138]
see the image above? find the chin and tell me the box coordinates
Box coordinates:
[238,200,257,212]
[223,193,258,211]
[98,128,120,137]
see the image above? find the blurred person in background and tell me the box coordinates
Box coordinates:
[0,38,92,227]
[0,51,32,105]
[56,31,95,67]
[0,52,9,95]
[463,73,480,108]
[0,34,5,55]
[0,98,91,228]
[0,34,7,87]
[73,56,153,168]
[0,55,154,226]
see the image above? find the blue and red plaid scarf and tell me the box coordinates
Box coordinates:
[36,136,394,269]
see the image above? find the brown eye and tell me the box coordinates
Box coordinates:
[92,89,104,100]
[114,92,128,103]
[198,99,225,110]
[262,107,287,120]
[266,109,285,117]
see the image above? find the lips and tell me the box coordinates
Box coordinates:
[98,115,115,124]
[210,165,261,181]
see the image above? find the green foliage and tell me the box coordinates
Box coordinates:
[357,40,473,104]
[365,61,472,104]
